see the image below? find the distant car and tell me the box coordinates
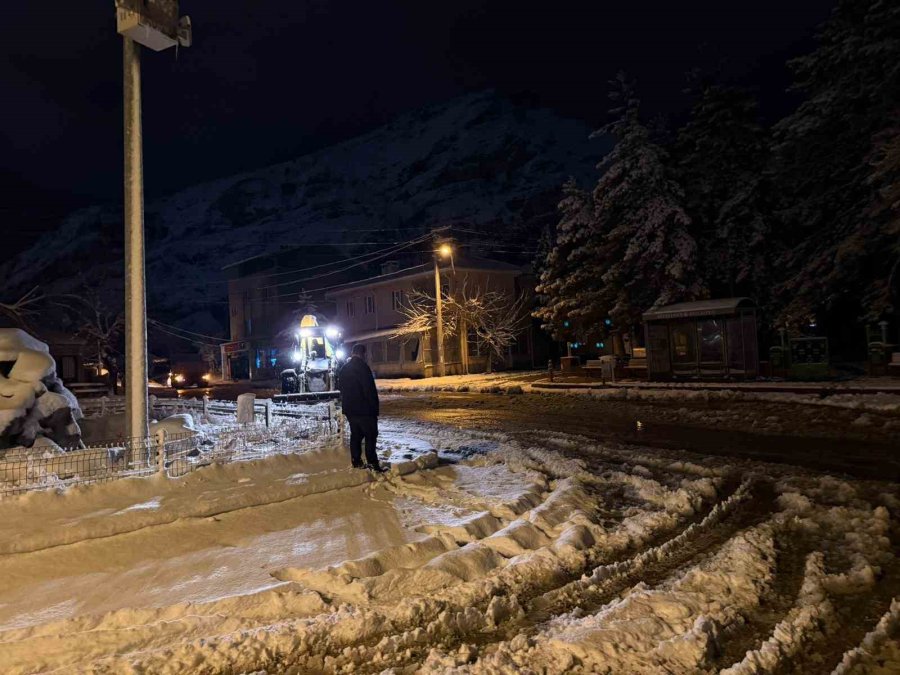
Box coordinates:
[168,354,211,388]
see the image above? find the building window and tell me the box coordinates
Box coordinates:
[245,317,253,336]
[391,290,404,311]
[386,338,401,362]
[365,295,375,314]
[346,300,355,318]
[369,341,384,363]
[404,338,420,362]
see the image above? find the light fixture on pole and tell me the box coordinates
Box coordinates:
[433,239,453,377]
[115,1,191,450]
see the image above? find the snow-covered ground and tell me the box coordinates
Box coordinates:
[0,414,897,674]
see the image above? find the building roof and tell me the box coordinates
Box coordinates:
[324,256,524,297]
[643,297,756,322]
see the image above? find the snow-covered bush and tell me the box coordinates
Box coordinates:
[0,328,82,451]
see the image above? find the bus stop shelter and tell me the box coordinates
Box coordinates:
[643,298,759,380]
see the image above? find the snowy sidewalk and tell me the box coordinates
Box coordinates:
[532,374,900,395]
[378,371,900,418]
[0,431,441,633]
[378,370,900,395]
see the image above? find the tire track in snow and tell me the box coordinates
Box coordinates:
[337,478,751,674]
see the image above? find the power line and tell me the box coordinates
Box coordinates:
[148,318,227,343]
[258,232,438,291]
[149,323,220,346]
[240,230,440,285]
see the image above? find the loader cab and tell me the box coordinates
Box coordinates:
[279,315,346,400]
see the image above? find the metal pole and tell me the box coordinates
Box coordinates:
[434,256,446,377]
[123,37,149,447]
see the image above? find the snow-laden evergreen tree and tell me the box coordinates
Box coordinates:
[676,82,772,303]
[533,178,595,339]
[772,0,900,325]
[585,74,704,330]
[856,111,900,319]
[536,75,703,338]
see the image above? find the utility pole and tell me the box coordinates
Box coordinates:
[433,238,453,377]
[116,1,191,448]
[433,254,446,377]
[122,35,147,447]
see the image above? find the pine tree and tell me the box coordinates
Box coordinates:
[533,178,594,339]
[584,74,704,330]
[535,74,704,339]
[676,83,772,303]
[772,0,900,324]
[856,111,900,318]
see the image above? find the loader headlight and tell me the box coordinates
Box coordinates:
[299,328,312,338]
[292,350,302,362]
[325,326,340,339]
[335,348,346,360]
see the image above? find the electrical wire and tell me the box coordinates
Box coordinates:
[149,323,221,346]
[258,232,438,290]
[148,319,227,343]
[245,229,441,284]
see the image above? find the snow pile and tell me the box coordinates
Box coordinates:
[0,420,897,673]
[0,328,82,452]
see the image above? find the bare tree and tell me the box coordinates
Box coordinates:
[0,287,44,329]
[453,284,530,373]
[71,289,123,377]
[392,288,458,338]
[393,283,528,373]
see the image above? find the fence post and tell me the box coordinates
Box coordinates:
[101,395,108,416]
[264,399,274,428]
[326,401,335,436]
[236,393,255,425]
[155,428,167,475]
[203,394,209,420]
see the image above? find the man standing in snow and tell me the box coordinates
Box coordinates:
[337,343,384,471]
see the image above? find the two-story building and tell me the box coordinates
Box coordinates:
[219,246,351,381]
[325,256,540,377]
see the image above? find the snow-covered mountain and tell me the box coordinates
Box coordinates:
[3,91,606,333]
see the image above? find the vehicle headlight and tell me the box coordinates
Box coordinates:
[335,348,346,360]
[202,373,211,381]
[174,374,185,383]
[325,326,339,339]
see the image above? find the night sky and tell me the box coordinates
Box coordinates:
[2,0,834,255]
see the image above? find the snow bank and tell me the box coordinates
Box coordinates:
[0,328,82,451]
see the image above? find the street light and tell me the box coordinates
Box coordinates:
[115,1,191,446]
[433,240,453,377]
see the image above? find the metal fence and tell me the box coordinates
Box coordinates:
[0,398,341,497]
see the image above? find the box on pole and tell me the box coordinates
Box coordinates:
[115,0,192,51]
